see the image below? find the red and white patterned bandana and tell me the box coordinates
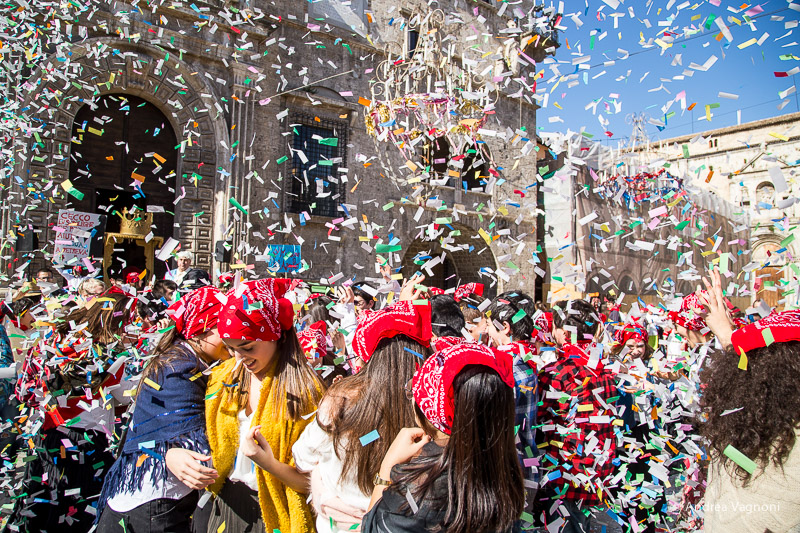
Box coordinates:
[453,282,484,302]
[298,320,328,361]
[352,300,432,363]
[218,278,295,342]
[533,310,553,343]
[167,286,223,340]
[432,335,468,352]
[731,310,800,354]
[673,292,708,331]
[615,320,647,345]
[413,343,514,435]
[427,287,445,296]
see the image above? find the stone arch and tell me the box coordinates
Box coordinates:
[400,221,499,298]
[751,237,795,310]
[8,38,231,272]
[618,274,637,295]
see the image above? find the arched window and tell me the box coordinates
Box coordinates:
[756,181,775,204]
[618,275,637,294]
[422,136,450,185]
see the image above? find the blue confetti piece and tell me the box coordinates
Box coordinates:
[359,429,380,446]
[403,347,425,360]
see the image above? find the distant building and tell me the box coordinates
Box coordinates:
[633,112,800,309]
[540,131,749,311]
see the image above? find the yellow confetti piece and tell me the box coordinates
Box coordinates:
[88,126,103,136]
[737,38,758,49]
[217,522,226,533]
[144,378,161,391]
[577,404,594,412]
[769,132,789,142]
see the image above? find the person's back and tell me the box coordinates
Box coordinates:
[362,343,524,533]
[535,299,617,532]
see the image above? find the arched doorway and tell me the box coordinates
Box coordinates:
[67,94,178,279]
[400,223,499,298]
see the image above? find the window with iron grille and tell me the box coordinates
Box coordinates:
[287,114,348,218]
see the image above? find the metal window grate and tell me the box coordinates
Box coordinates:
[287,113,348,218]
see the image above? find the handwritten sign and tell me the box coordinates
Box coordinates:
[53,210,105,265]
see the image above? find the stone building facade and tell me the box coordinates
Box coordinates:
[540,131,749,310]
[633,112,800,309]
[3,0,559,297]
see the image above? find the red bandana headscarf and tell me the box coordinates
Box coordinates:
[167,286,222,340]
[731,310,800,354]
[427,287,445,296]
[413,343,514,435]
[453,282,484,302]
[615,321,647,345]
[673,292,708,331]
[218,278,295,342]
[432,335,467,352]
[298,320,328,361]
[533,310,553,343]
[352,300,432,364]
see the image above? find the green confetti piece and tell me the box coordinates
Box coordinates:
[762,327,774,347]
[318,137,339,146]
[375,244,402,253]
[675,220,689,230]
[511,308,527,324]
[276,155,289,164]
[67,188,85,201]
[229,197,249,214]
[382,202,394,211]
[723,444,757,475]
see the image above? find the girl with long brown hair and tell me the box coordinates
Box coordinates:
[363,343,524,533]
[96,286,228,532]
[195,278,325,533]
[242,298,433,533]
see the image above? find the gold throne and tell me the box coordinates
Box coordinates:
[103,207,164,283]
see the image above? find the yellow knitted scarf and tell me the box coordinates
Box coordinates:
[206,357,317,533]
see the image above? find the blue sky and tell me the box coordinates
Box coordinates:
[536,0,800,144]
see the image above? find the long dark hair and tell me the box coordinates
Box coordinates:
[319,334,429,494]
[394,365,524,533]
[136,327,202,395]
[700,341,800,484]
[56,291,132,343]
[227,328,325,420]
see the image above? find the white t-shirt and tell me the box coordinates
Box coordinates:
[107,457,196,512]
[293,399,370,533]
[228,409,259,491]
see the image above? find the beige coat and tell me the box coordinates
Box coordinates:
[705,432,800,533]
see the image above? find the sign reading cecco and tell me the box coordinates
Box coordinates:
[53,210,105,265]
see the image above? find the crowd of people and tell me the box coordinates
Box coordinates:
[0,254,797,533]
